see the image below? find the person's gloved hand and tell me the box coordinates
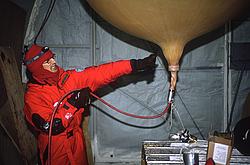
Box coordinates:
[130,54,157,73]
[67,87,91,109]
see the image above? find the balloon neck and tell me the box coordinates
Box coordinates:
[161,41,185,66]
[168,65,179,91]
[168,65,179,72]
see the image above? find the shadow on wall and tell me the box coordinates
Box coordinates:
[0,126,25,165]
[242,92,250,119]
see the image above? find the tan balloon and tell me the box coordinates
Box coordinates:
[87,0,249,89]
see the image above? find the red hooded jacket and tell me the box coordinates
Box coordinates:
[23,60,132,165]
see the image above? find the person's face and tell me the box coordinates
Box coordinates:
[42,56,58,73]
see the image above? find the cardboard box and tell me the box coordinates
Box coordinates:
[207,136,233,165]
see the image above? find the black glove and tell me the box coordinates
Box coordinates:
[130,54,157,73]
[67,87,91,109]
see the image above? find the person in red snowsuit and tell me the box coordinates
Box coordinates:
[23,44,156,165]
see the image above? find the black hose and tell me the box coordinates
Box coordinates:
[34,0,57,44]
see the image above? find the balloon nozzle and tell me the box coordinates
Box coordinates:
[168,88,175,103]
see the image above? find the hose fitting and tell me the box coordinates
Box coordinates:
[168,88,175,103]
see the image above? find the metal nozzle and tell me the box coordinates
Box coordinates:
[168,88,175,103]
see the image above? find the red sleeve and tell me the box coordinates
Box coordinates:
[72,60,132,91]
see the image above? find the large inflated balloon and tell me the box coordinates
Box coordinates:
[87,0,249,90]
